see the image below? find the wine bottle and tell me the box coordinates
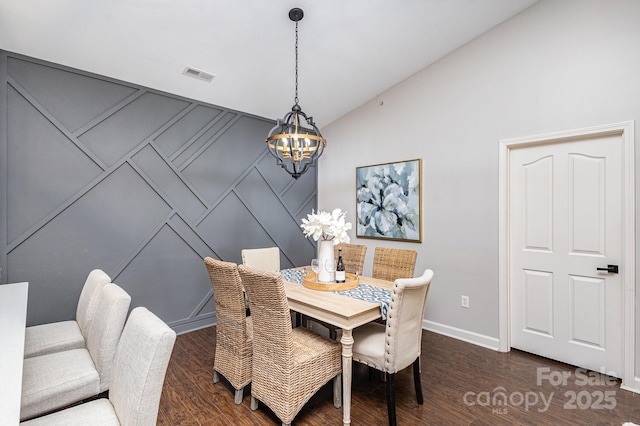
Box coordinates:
[336,249,346,283]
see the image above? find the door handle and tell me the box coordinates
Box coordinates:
[597,264,619,274]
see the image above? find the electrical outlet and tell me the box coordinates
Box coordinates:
[461,295,470,309]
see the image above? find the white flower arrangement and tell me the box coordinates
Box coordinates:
[300,208,352,245]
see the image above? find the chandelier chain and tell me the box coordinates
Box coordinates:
[265,8,326,180]
[294,21,299,105]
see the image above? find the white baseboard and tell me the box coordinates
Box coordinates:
[423,319,500,351]
[422,320,640,395]
[621,376,640,394]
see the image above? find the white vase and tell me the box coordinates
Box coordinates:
[317,240,335,283]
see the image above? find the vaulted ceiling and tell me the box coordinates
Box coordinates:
[0,0,537,126]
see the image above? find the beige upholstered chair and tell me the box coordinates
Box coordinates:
[20,307,176,426]
[20,283,131,421]
[23,269,111,358]
[352,269,434,426]
[241,247,281,272]
[241,247,281,314]
[238,265,342,426]
[333,243,367,275]
[372,247,417,282]
[203,257,253,404]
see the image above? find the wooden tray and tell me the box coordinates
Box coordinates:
[302,273,359,291]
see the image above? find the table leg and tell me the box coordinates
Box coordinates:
[340,328,354,426]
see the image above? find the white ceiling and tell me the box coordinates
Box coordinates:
[0,0,537,127]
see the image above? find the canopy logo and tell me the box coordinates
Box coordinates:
[462,367,618,414]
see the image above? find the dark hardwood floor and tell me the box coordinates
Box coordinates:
[158,326,640,425]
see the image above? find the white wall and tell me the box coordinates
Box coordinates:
[318,0,640,348]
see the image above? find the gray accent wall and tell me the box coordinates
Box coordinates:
[0,51,317,333]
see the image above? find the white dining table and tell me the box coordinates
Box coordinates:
[0,282,29,426]
[283,274,393,426]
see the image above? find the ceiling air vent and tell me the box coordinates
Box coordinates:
[182,66,215,83]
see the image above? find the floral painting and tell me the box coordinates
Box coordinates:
[356,159,421,242]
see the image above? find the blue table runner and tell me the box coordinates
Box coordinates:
[280,269,391,321]
[280,268,306,284]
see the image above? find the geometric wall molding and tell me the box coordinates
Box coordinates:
[1,51,317,333]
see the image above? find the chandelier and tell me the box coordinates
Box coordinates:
[265,7,326,180]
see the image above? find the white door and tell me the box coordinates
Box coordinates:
[509,133,623,377]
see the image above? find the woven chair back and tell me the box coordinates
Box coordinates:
[238,264,342,425]
[333,243,367,275]
[238,265,293,363]
[372,247,417,282]
[204,257,252,391]
[204,257,247,326]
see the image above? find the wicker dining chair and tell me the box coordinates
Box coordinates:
[352,269,434,426]
[204,257,253,405]
[372,247,417,282]
[333,243,367,275]
[238,265,342,426]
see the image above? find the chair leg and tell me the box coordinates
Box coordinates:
[385,372,397,426]
[333,374,342,408]
[329,327,337,340]
[413,357,424,404]
[250,396,259,411]
[234,388,244,405]
[213,370,220,383]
